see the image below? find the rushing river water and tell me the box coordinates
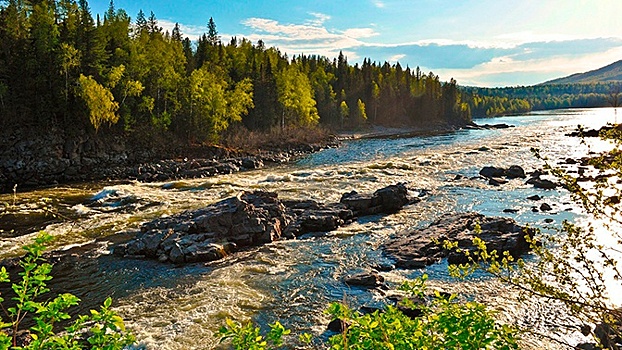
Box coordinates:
[0,108,620,349]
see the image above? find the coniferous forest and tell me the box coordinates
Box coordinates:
[0,0,471,148]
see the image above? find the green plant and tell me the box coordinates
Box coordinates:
[0,232,134,349]
[326,275,518,350]
[217,319,295,350]
[218,275,518,350]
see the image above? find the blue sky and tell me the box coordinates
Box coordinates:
[90,0,622,87]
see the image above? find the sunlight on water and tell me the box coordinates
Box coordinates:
[2,108,622,349]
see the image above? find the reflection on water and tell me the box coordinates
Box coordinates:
[0,108,620,349]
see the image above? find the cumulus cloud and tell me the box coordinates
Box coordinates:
[158,19,205,41]
[240,15,378,58]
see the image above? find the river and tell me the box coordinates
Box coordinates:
[0,108,619,349]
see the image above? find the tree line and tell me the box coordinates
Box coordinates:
[0,0,471,146]
[462,82,622,117]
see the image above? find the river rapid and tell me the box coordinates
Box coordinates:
[0,108,620,349]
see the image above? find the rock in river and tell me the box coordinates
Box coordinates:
[114,184,415,264]
[383,212,537,269]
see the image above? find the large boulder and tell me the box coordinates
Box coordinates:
[383,212,537,269]
[340,183,409,216]
[115,191,288,263]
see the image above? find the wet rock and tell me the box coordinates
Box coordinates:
[527,195,542,201]
[506,165,526,179]
[540,203,552,211]
[503,208,519,213]
[241,157,263,169]
[564,158,578,164]
[594,309,622,349]
[344,271,385,288]
[488,177,507,186]
[116,184,413,264]
[327,319,347,333]
[340,183,409,216]
[526,177,558,189]
[383,212,537,269]
[479,165,526,180]
[479,166,506,178]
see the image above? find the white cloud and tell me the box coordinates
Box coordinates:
[159,19,205,41]
[240,15,377,59]
[343,28,378,39]
[372,0,385,8]
[435,46,622,87]
[388,54,406,62]
[307,12,331,26]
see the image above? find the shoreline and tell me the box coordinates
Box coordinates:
[0,121,500,194]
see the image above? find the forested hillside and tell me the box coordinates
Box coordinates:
[544,59,622,84]
[461,59,622,118]
[0,0,470,148]
[461,82,621,117]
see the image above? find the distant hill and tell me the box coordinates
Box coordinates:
[543,60,622,84]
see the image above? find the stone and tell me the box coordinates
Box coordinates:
[527,195,542,201]
[340,183,409,216]
[241,157,264,169]
[506,165,526,179]
[344,271,385,288]
[489,177,507,186]
[540,203,552,211]
[527,177,558,189]
[383,212,537,269]
[479,166,506,178]
[115,184,412,264]
[327,319,347,333]
[169,243,185,264]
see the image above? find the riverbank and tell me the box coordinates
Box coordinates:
[0,126,338,194]
[1,120,489,194]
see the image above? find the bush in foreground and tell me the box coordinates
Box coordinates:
[218,275,518,350]
[0,232,134,350]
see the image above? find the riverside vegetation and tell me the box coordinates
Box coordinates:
[0,232,133,349]
[1,0,470,192]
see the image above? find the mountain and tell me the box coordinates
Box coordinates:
[543,59,622,84]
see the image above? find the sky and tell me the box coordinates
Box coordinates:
[90,0,622,87]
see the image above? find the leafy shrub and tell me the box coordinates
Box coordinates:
[218,275,518,349]
[0,232,134,349]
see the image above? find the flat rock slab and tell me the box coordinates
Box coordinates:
[383,212,537,269]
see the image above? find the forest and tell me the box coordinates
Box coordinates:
[0,0,471,148]
[462,82,622,117]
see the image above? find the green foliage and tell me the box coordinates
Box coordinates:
[0,2,471,141]
[77,74,119,132]
[276,64,319,128]
[218,319,291,350]
[218,275,518,350]
[0,232,134,349]
[327,276,517,350]
[463,83,621,117]
[187,67,253,142]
